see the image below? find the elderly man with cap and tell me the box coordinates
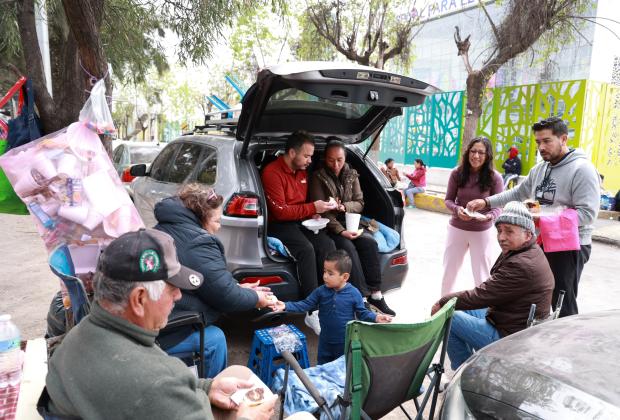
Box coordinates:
[431,202,554,370]
[41,228,283,420]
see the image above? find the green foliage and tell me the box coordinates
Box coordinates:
[294,11,337,62]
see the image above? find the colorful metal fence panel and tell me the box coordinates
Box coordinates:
[380,79,620,190]
[380,91,463,168]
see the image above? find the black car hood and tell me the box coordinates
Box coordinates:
[460,310,620,419]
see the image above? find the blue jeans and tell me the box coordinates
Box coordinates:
[447,309,501,370]
[166,325,228,378]
[405,186,425,205]
[318,339,344,365]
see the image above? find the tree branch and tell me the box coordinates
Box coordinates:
[454,26,473,73]
[478,0,500,45]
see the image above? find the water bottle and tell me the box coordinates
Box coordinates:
[0,314,22,388]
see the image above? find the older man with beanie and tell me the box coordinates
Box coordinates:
[41,228,287,420]
[431,201,554,370]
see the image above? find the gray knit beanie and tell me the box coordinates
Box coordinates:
[495,201,535,233]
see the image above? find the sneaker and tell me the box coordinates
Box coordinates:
[304,312,321,335]
[367,297,396,316]
[406,204,416,209]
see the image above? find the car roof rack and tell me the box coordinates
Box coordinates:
[185,106,240,136]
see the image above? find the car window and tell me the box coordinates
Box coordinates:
[265,88,371,119]
[112,145,124,164]
[167,143,203,183]
[150,143,179,182]
[130,147,161,164]
[196,147,217,185]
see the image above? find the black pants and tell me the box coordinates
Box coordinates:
[269,222,335,298]
[330,232,381,295]
[544,244,591,317]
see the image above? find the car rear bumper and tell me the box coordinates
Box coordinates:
[379,249,408,293]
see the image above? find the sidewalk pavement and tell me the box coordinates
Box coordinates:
[593,213,620,247]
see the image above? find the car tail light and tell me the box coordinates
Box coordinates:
[121,167,135,183]
[391,254,407,266]
[225,193,260,217]
[240,276,284,286]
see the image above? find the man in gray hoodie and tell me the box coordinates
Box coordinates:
[468,117,600,317]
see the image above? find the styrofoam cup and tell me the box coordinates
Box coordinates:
[13,173,39,196]
[58,205,88,224]
[82,208,104,231]
[345,212,361,232]
[57,154,78,178]
[32,154,58,179]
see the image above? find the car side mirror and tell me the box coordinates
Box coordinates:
[129,164,147,177]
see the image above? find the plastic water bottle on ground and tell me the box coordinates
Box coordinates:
[0,314,23,420]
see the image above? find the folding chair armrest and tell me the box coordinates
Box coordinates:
[281,351,326,405]
[161,311,204,331]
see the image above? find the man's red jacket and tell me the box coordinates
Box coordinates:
[261,156,316,222]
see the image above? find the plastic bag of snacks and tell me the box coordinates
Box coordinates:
[0,80,144,290]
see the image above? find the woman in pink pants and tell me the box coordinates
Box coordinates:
[441,137,504,296]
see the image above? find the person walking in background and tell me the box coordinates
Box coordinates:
[381,158,401,187]
[467,117,600,317]
[404,159,427,208]
[441,137,504,296]
[502,146,522,183]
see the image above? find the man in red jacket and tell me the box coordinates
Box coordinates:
[261,130,337,334]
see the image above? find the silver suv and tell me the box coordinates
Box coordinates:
[130,62,438,302]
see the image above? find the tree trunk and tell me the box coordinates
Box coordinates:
[462,70,491,146]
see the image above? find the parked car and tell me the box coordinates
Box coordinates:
[441,310,620,420]
[130,61,439,302]
[112,141,162,196]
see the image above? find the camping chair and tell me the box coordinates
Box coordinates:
[278,298,456,420]
[527,290,565,327]
[159,310,207,378]
[48,244,91,329]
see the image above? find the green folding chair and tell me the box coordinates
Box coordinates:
[279,298,456,420]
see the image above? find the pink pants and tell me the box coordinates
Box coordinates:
[441,224,498,296]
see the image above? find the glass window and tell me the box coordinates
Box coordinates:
[167,143,203,183]
[196,147,217,185]
[112,145,124,164]
[265,88,371,120]
[129,146,161,164]
[149,143,179,182]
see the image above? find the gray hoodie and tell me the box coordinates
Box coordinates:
[487,149,600,245]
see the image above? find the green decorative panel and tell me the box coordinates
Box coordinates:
[533,80,586,149]
[405,96,432,164]
[580,81,607,162]
[427,91,463,168]
[475,89,495,142]
[597,85,620,191]
[379,113,407,163]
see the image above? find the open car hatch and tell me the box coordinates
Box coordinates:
[237,61,440,157]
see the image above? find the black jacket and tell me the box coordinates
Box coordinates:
[154,197,258,332]
[502,157,522,176]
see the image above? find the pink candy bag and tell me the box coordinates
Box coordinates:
[538,208,580,253]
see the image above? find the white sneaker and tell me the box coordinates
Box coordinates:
[304,312,321,335]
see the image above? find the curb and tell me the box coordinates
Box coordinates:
[592,234,620,248]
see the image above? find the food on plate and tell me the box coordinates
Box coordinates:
[244,387,265,406]
[524,200,541,213]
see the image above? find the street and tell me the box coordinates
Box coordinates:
[0,208,618,418]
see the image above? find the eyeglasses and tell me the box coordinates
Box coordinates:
[469,150,487,156]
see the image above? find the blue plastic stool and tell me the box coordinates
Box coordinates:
[248,324,310,388]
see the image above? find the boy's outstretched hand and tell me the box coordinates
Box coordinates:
[375,314,393,323]
[270,300,286,312]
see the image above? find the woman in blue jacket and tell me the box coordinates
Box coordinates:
[155,183,273,377]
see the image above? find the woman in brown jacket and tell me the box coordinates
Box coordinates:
[309,140,395,316]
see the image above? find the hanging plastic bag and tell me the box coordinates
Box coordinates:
[78,79,115,135]
[0,80,143,301]
[7,78,42,150]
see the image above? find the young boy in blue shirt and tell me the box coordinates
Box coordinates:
[273,249,392,364]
